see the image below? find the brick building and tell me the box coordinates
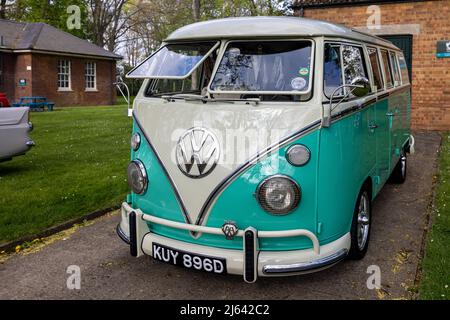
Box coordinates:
[0,19,122,107]
[293,0,450,130]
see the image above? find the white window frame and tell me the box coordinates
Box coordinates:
[57,59,71,91]
[85,62,97,91]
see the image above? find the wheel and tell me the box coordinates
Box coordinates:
[390,150,407,184]
[348,186,372,260]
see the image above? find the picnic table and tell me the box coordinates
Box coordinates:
[12,96,54,111]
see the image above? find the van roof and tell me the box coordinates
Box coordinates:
[166,16,399,51]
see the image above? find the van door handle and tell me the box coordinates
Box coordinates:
[369,123,378,130]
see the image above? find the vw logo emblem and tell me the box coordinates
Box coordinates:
[176,127,220,179]
[221,221,238,240]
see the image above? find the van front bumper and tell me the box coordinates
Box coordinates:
[117,202,350,282]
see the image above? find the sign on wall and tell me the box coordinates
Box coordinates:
[437,40,450,58]
[19,79,26,87]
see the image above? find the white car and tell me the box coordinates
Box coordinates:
[0,107,35,162]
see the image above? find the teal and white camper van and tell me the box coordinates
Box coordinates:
[117,17,413,283]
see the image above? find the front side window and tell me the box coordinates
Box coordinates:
[380,49,393,88]
[341,45,368,96]
[58,59,71,89]
[127,42,219,78]
[210,41,313,94]
[368,47,384,91]
[324,43,369,98]
[85,62,96,90]
[324,44,343,97]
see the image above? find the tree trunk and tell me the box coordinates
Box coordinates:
[192,0,200,22]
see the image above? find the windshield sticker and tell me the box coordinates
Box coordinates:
[299,68,309,76]
[291,77,307,91]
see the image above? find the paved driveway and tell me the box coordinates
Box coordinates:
[0,132,441,300]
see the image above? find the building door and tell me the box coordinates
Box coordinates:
[380,35,413,81]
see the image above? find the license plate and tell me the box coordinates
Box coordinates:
[152,243,227,274]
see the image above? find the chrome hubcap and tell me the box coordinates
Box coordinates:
[357,192,370,251]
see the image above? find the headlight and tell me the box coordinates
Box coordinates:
[286,144,310,166]
[127,160,148,194]
[256,175,301,215]
[131,133,141,151]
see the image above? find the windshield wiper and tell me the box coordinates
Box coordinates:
[161,94,206,102]
[209,97,260,105]
[161,94,260,106]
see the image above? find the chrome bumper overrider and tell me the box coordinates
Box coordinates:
[118,202,350,282]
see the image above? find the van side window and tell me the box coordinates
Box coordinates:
[342,45,368,96]
[324,44,343,97]
[380,49,393,88]
[368,47,384,91]
[398,53,410,85]
[389,52,401,87]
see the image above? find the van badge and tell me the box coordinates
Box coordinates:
[176,127,220,178]
[222,221,238,240]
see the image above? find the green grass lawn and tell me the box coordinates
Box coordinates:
[419,133,450,300]
[0,105,132,243]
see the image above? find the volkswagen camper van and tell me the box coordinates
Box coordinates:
[117,17,413,282]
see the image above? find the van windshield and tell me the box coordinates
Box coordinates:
[127,42,219,78]
[210,41,313,95]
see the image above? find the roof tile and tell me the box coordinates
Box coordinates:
[0,19,121,60]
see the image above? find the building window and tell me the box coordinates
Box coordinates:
[58,59,71,90]
[85,62,97,90]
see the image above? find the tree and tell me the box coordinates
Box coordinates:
[7,0,88,39]
[86,0,146,52]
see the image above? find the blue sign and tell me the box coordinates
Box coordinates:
[436,40,450,58]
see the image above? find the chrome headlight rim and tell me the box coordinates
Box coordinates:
[256,175,301,215]
[131,132,141,151]
[127,159,148,195]
[286,144,310,167]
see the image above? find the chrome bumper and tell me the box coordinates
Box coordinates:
[118,202,350,282]
[26,140,35,147]
[263,248,348,275]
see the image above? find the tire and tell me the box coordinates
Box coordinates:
[390,150,407,184]
[348,185,372,260]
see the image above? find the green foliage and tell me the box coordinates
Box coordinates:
[8,0,89,39]
[201,0,292,19]
[419,133,450,300]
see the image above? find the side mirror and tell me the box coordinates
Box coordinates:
[322,76,371,128]
[351,76,370,98]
